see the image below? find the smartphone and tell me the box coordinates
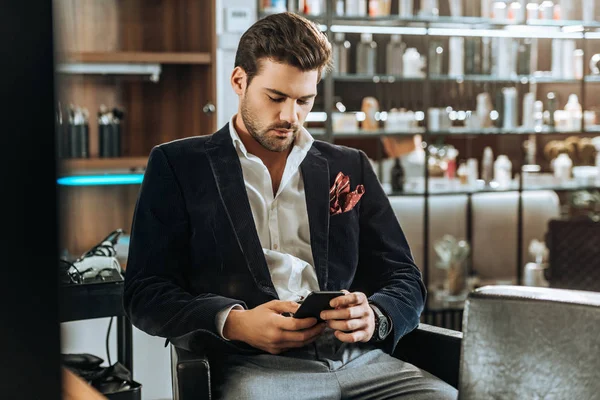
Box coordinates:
[292,291,345,321]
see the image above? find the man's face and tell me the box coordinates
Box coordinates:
[238,59,318,152]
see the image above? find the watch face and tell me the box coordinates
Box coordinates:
[378,320,389,338]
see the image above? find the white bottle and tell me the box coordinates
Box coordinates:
[448,37,465,76]
[476,92,493,128]
[562,40,576,79]
[583,0,596,22]
[399,0,414,17]
[494,155,512,188]
[574,49,584,80]
[553,153,572,181]
[386,34,406,76]
[522,92,535,129]
[564,94,582,131]
[346,0,360,16]
[356,33,378,75]
[419,0,439,17]
[336,0,345,16]
[596,151,600,184]
[358,0,368,16]
[403,48,425,78]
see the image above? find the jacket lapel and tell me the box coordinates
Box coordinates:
[205,125,277,298]
[300,146,330,290]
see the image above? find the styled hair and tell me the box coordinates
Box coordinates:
[234,12,333,84]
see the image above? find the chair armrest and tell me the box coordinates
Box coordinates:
[393,323,462,389]
[171,344,211,400]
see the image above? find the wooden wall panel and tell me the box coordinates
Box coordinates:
[59,185,140,257]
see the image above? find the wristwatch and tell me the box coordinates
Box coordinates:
[369,303,392,342]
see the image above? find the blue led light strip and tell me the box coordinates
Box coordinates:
[57,174,144,186]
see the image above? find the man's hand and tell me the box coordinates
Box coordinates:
[319,290,375,343]
[223,300,326,354]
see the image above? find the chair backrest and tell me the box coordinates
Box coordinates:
[546,217,600,292]
[459,285,600,400]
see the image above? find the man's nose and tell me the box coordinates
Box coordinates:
[280,100,299,126]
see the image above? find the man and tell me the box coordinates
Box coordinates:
[124,12,457,399]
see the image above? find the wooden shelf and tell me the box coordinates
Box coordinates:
[60,157,147,173]
[63,51,212,65]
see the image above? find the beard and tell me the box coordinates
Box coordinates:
[240,97,300,153]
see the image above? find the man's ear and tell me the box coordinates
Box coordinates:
[231,66,247,96]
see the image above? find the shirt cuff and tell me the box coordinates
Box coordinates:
[216,304,244,341]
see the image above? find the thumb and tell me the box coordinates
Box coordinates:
[267,300,301,314]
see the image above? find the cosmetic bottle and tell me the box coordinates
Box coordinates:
[449,37,465,76]
[391,158,405,192]
[551,39,563,78]
[562,40,576,79]
[564,94,582,132]
[553,153,572,181]
[357,33,378,75]
[419,0,439,17]
[502,87,518,130]
[546,92,557,128]
[494,155,512,188]
[522,92,535,129]
[482,146,494,185]
[399,0,414,17]
[583,0,596,22]
[332,33,351,75]
[429,40,444,76]
[476,92,494,128]
[386,34,406,76]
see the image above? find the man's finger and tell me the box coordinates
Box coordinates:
[279,322,326,342]
[320,304,368,321]
[334,329,369,343]
[278,315,319,331]
[330,291,366,308]
[268,300,301,314]
[326,318,367,332]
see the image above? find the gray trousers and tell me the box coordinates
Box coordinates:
[214,329,458,400]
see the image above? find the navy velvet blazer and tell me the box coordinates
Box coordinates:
[123,124,426,355]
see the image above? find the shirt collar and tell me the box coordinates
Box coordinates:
[228,114,314,159]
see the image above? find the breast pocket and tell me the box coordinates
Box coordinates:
[329,209,360,250]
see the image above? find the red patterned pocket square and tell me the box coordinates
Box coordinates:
[329,172,365,215]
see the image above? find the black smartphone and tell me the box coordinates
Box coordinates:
[292,291,345,321]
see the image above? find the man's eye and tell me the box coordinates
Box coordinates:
[268,96,285,103]
[297,100,310,106]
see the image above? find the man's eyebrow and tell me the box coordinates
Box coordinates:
[265,88,316,100]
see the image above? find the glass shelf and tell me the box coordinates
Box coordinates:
[331,19,586,38]
[333,16,600,29]
[384,179,600,197]
[333,128,425,139]
[584,75,600,83]
[332,74,582,84]
[332,74,424,83]
[312,127,590,138]
[428,126,585,135]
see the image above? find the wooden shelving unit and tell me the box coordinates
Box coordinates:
[59,157,148,174]
[55,0,216,255]
[63,51,212,65]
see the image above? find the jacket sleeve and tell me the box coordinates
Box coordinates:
[123,146,247,351]
[355,150,426,354]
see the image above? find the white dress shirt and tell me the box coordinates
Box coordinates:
[215,116,321,338]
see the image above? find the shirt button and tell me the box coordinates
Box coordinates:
[273,244,279,250]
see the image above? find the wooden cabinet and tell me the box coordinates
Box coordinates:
[55,0,216,255]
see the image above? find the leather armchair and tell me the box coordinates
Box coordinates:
[172,285,600,400]
[458,285,600,399]
[170,323,463,400]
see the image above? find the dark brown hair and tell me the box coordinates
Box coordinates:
[234,12,333,85]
